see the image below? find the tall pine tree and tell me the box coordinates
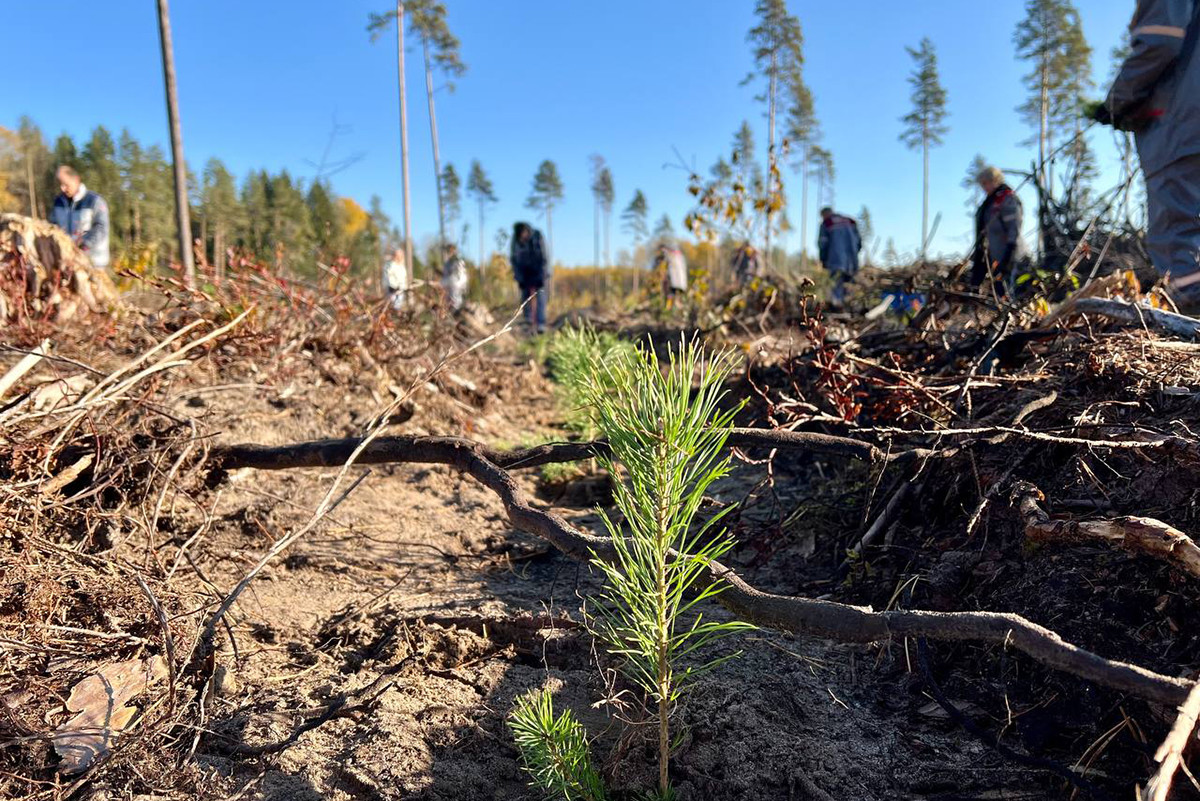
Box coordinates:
[899,37,949,262]
[466,160,496,265]
[1013,0,1091,200]
[785,79,819,268]
[744,0,805,273]
[526,159,564,266]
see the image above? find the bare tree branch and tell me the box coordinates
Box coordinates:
[211,437,1194,707]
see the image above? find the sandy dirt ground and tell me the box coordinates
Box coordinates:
[160,337,1042,801]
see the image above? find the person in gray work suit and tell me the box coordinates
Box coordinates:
[1096,0,1200,306]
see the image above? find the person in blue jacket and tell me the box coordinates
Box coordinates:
[818,207,861,308]
[49,165,110,270]
[1097,0,1200,305]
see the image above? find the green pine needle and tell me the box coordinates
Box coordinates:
[508,689,608,801]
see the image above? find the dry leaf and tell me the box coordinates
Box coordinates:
[53,655,166,775]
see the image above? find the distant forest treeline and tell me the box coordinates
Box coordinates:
[0,116,403,278]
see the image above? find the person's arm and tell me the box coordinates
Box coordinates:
[818,225,830,263]
[49,197,65,231]
[1106,0,1193,123]
[79,196,109,253]
[851,222,862,253]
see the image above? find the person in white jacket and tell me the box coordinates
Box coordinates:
[382,247,408,310]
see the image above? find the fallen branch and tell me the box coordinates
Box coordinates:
[1013,482,1200,580]
[1073,297,1200,340]
[0,339,49,401]
[213,436,1194,707]
[211,428,887,475]
[1141,680,1200,801]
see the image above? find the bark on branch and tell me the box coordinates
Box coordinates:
[210,427,887,473]
[1073,297,1200,340]
[212,436,1193,706]
[1014,482,1200,580]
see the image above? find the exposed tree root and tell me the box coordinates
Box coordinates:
[212,436,1194,707]
[1013,482,1200,580]
[211,427,888,473]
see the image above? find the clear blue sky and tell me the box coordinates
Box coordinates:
[5,0,1136,266]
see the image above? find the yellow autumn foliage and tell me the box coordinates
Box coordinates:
[340,197,369,237]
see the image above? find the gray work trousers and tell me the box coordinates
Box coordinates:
[1145,153,1200,280]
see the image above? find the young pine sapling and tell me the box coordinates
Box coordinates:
[586,339,754,797]
[509,689,608,801]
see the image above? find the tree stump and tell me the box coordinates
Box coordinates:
[0,213,120,324]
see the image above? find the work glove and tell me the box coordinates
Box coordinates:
[1083,99,1112,126]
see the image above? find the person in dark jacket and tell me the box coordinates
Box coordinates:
[1097,0,1200,304]
[970,166,1029,295]
[510,222,548,333]
[818,208,862,308]
[732,242,762,287]
[49,165,110,270]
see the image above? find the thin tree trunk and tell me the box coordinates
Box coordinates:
[633,240,640,294]
[215,223,225,282]
[546,205,554,302]
[424,36,446,275]
[921,131,930,262]
[396,2,414,286]
[603,208,611,268]
[156,0,195,288]
[765,54,777,274]
[478,199,485,267]
[1038,57,1048,260]
[800,145,809,271]
[594,196,600,299]
[25,150,37,218]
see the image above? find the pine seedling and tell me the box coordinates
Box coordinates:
[508,689,609,801]
[584,338,754,796]
[547,324,639,436]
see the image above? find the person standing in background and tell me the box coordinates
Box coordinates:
[732,242,762,287]
[818,207,862,309]
[442,242,469,313]
[969,167,1027,297]
[383,246,408,311]
[510,222,548,333]
[49,165,110,271]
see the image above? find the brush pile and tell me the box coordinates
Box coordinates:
[0,256,522,799]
